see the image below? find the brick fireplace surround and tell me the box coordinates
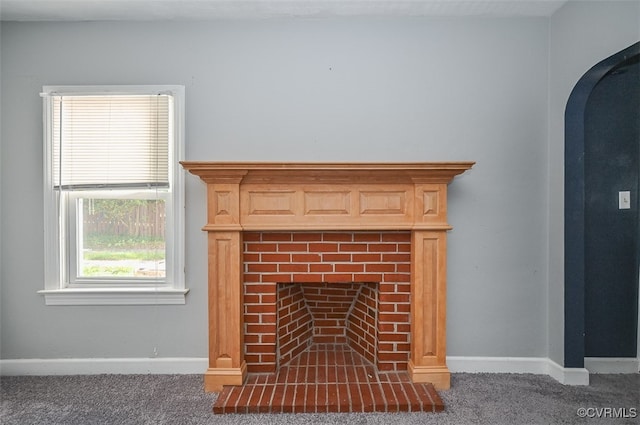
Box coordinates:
[181,162,473,395]
[245,230,412,374]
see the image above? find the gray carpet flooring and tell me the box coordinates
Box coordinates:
[1,373,638,424]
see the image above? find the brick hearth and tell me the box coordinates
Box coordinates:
[213,344,444,414]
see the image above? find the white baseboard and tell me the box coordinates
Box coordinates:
[447,356,549,374]
[447,356,590,386]
[585,357,640,374]
[0,356,602,386]
[545,358,590,385]
[0,357,208,376]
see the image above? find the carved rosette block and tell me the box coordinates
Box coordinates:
[181,162,473,391]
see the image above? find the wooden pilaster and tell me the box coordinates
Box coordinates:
[408,230,450,389]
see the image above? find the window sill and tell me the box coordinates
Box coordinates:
[38,287,189,306]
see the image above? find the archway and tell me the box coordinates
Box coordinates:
[565,42,640,368]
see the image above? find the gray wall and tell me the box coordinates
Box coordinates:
[0,4,633,364]
[547,0,640,366]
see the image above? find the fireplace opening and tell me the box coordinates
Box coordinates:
[277,282,379,368]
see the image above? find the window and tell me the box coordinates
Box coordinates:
[40,86,187,305]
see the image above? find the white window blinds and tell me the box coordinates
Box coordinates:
[52,94,172,189]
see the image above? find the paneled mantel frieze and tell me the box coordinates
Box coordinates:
[181,162,474,231]
[181,161,474,392]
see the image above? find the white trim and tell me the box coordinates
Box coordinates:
[447,356,549,374]
[0,357,208,376]
[0,356,596,384]
[585,357,640,374]
[546,358,590,385]
[447,356,590,386]
[38,288,189,305]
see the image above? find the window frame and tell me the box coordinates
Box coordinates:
[39,85,187,305]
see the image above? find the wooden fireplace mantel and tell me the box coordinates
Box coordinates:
[181,161,474,391]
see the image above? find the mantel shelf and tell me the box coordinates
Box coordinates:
[180,161,474,184]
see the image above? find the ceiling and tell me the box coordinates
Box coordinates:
[0,0,568,21]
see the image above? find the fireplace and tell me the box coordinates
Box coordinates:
[181,161,473,392]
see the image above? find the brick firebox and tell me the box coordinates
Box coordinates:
[181,161,474,392]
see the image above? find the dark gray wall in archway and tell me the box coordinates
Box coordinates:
[584,56,639,357]
[565,42,640,368]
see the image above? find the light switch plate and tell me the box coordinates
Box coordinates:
[619,191,631,209]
